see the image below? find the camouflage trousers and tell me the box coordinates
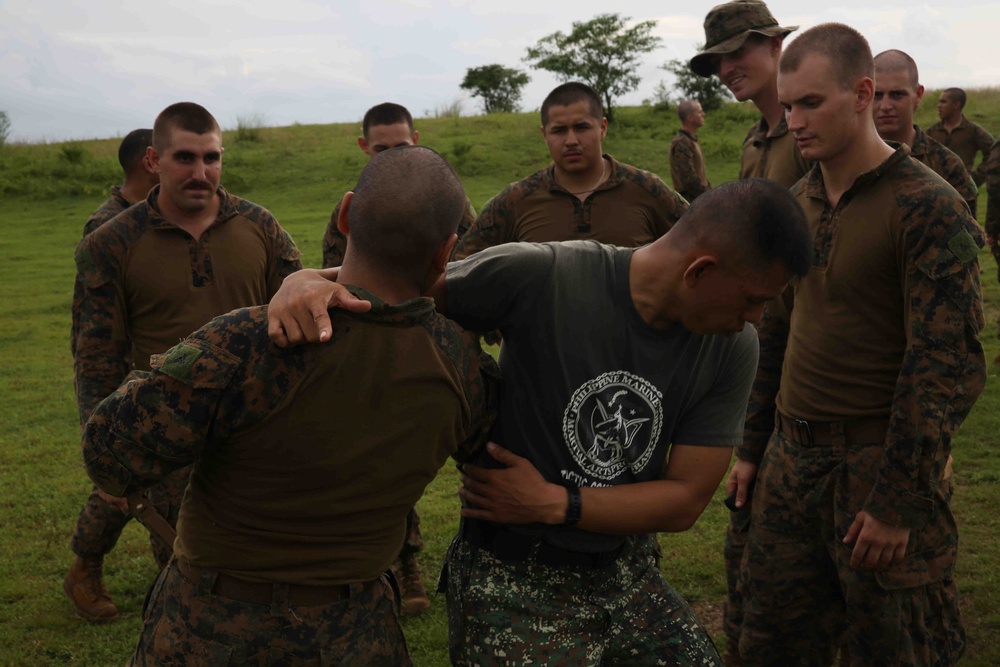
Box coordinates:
[722,505,751,666]
[740,427,965,666]
[71,466,191,568]
[129,559,410,666]
[443,531,722,666]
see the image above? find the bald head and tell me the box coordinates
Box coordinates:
[671,178,812,277]
[346,146,466,283]
[874,49,919,89]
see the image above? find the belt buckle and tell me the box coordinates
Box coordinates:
[793,417,813,444]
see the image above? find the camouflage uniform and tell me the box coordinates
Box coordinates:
[82,186,133,237]
[737,147,986,666]
[670,129,712,202]
[724,110,810,665]
[452,154,686,260]
[926,116,994,186]
[71,185,301,567]
[82,293,498,664]
[911,125,979,217]
[985,138,1000,335]
[322,198,476,268]
[68,186,143,568]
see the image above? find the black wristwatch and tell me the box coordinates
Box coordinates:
[563,486,582,526]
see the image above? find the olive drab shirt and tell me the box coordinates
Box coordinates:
[910,125,979,217]
[739,146,986,529]
[322,199,476,268]
[740,115,810,188]
[452,154,687,261]
[926,116,994,186]
[83,292,498,585]
[72,185,302,426]
[669,129,711,203]
[984,137,1000,241]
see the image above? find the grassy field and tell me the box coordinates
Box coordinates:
[1,91,999,666]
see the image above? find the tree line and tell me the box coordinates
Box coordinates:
[460,13,731,119]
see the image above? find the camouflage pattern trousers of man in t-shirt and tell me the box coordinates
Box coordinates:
[443,533,722,666]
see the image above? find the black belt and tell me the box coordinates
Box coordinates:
[175,557,379,607]
[775,410,888,447]
[462,519,624,568]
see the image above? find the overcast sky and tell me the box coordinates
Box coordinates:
[2,0,997,143]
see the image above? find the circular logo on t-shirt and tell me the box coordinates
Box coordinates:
[562,370,663,481]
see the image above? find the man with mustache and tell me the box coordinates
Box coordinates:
[927,87,993,187]
[65,102,301,622]
[451,81,687,261]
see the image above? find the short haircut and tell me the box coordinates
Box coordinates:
[118,128,153,173]
[673,178,813,278]
[347,146,465,283]
[152,102,220,151]
[873,49,919,89]
[540,82,603,126]
[780,23,873,91]
[362,103,414,139]
[944,87,967,109]
[677,99,701,123]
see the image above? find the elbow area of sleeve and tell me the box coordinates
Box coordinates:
[83,445,134,497]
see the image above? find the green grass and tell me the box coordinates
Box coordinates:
[1,93,999,666]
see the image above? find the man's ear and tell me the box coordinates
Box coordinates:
[147,146,161,173]
[431,233,459,275]
[412,130,420,145]
[682,255,717,288]
[856,77,874,111]
[357,137,370,155]
[336,192,354,236]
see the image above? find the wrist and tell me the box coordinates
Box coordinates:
[562,486,582,527]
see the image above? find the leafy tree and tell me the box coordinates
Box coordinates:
[661,51,733,113]
[461,65,530,114]
[0,111,10,148]
[524,13,661,121]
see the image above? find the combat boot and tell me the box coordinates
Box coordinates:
[395,553,431,616]
[63,555,119,622]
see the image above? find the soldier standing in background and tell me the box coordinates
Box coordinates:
[81,129,159,237]
[65,102,302,623]
[452,82,686,261]
[927,87,994,186]
[690,2,809,661]
[690,0,808,188]
[984,138,1000,362]
[320,102,475,270]
[669,99,712,202]
[732,23,985,665]
[872,50,978,216]
[320,101,474,615]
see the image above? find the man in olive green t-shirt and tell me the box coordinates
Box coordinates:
[927,87,994,186]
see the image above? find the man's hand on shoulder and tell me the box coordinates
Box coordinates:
[843,510,910,570]
[267,268,371,347]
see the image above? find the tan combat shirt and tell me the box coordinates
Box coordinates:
[740,115,810,187]
[740,147,986,527]
[452,154,687,260]
[73,185,302,425]
[83,292,498,585]
[926,116,994,186]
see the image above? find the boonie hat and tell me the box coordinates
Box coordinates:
[689,0,797,77]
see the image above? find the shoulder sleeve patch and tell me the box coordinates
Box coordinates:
[948,229,980,264]
[154,341,240,389]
